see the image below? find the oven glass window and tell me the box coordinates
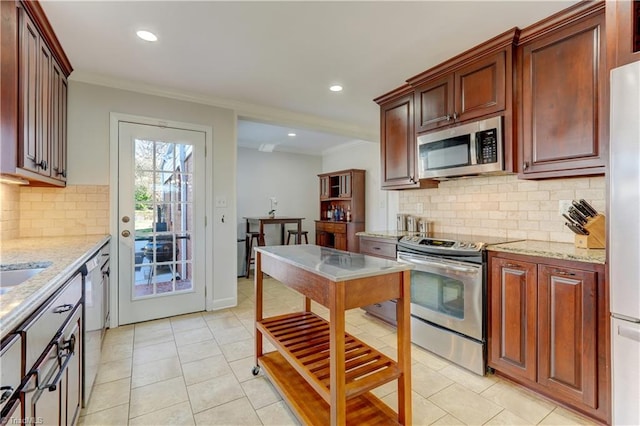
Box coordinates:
[420,135,471,170]
[410,270,464,319]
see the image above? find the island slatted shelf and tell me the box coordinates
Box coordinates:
[253,245,412,425]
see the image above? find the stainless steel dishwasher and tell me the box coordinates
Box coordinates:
[83,243,109,407]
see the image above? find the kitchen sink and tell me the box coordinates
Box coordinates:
[0,263,52,295]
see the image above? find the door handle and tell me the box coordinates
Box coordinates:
[121,230,131,238]
[122,216,130,223]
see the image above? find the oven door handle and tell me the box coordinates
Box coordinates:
[398,256,479,274]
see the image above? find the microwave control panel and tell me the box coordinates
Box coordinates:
[476,129,498,164]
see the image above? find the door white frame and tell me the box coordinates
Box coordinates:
[109,112,213,327]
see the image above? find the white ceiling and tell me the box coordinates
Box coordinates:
[40,0,578,155]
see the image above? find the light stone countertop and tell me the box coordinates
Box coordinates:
[1,234,111,338]
[356,230,415,241]
[255,244,412,281]
[488,240,606,264]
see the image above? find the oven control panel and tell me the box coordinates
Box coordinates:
[398,236,484,252]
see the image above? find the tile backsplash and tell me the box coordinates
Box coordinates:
[0,184,109,241]
[399,174,605,243]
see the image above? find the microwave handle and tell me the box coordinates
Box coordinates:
[469,131,478,165]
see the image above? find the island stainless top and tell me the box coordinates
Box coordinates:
[254,244,412,281]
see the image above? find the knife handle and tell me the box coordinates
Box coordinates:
[572,200,592,218]
[579,199,598,217]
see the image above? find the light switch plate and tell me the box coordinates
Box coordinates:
[215,196,227,208]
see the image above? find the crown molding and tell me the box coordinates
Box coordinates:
[69,71,378,143]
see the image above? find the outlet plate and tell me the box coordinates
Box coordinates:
[558,200,572,215]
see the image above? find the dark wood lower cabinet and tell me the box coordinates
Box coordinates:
[488,251,610,424]
[489,258,537,382]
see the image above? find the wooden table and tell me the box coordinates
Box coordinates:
[244,216,305,245]
[252,245,413,425]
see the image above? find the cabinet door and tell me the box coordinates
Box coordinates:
[319,176,330,199]
[334,233,347,251]
[414,75,454,133]
[380,93,418,188]
[37,39,52,178]
[454,50,506,122]
[537,265,597,408]
[338,173,351,198]
[520,12,606,178]
[607,0,640,67]
[19,8,39,174]
[50,62,67,182]
[488,257,537,382]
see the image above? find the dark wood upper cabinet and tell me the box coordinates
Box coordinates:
[607,0,640,68]
[488,251,610,424]
[1,0,72,186]
[518,2,607,179]
[414,75,454,133]
[378,90,416,188]
[376,87,435,190]
[455,51,506,123]
[414,51,507,134]
[409,29,517,135]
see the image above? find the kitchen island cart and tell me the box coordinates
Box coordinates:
[252,244,413,425]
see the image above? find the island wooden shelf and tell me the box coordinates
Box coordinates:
[253,245,412,425]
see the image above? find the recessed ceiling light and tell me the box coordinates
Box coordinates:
[329,85,343,92]
[288,133,296,137]
[136,30,158,42]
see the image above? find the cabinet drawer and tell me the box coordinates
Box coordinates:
[360,238,397,259]
[316,222,347,234]
[18,272,82,368]
[0,334,22,413]
[362,300,397,325]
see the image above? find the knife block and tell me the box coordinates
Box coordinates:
[574,214,606,249]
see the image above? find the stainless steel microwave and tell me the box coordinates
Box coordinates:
[417,116,503,179]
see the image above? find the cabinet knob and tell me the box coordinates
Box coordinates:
[36,160,47,170]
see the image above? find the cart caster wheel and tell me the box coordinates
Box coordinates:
[252,366,260,376]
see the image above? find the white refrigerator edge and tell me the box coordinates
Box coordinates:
[609,60,640,426]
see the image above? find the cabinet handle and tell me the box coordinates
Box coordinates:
[409,176,415,183]
[42,334,76,392]
[445,114,451,121]
[554,270,576,276]
[372,247,381,250]
[523,161,529,170]
[453,112,458,120]
[52,304,74,314]
[0,386,14,403]
[58,169,66,178]
[36,160,47,170]
[505,263,519,268]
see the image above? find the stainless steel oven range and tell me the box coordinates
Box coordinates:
[397,234,514,376]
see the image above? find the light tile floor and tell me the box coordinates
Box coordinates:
[79,277,597,425]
